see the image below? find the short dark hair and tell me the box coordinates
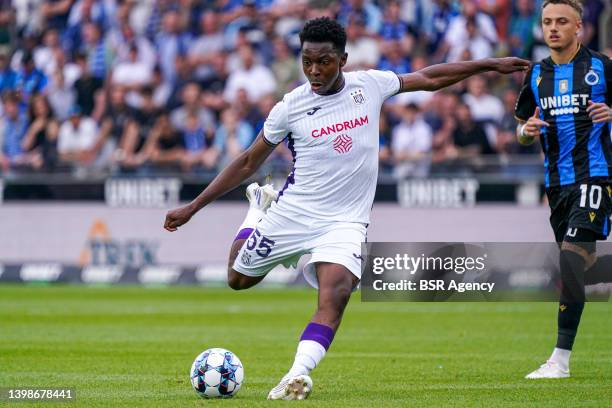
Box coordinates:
[542,0,583,18]
[299,17,347,54]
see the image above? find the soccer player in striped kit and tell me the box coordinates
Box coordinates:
[165,17,528,399]
[515,0,612,379]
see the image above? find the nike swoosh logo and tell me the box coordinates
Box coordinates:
[307,107,322,116]
[353,253,364,261]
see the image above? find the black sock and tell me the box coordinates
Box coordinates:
[585,255,612,285]
[556,250,586,351]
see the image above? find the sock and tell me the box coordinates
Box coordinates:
[556,250,586,351]
[234,207,264,241]
[585,255,612,284]
[549,347,571,370]
[287,323,335,378]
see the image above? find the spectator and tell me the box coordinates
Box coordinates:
[440,0,497,62]
[389,55,433,108]
[80,22,110,79]
[213,108,254,166]
[14,51,48,105]
[271,37,302,98]
[108,22,156,71]
[378,40,411,73]
[582,0,606,50]
[424,0,458,56]
[72,52,104,119]
[67,0,108,30]
[188,11,225,81]
[47,70,76,121]
[41,0,75,31]
[166,52,197,109]
[463,75,504,125]
[0,49,16,94]
[180,112,218,171]
[391,103,432,178]
[452,102,495,158]
[338,0,383,35]
[379,0,416,55]
[22,94,58,169]
[345,14,380,71]
[200,52,230,114]
[97,86,134,159]
[223,44,276,103]
[125,65,171,109]
[115,86,162,169]
[140,113,185,170]
[170,82,215,137]
[457,16,495,61]
[33,28,62,77]
[0,91,41,169]
[57,105,99,167]
[11,0,40,39]
[155,9,191,84]
[475,0,511,43]
[111,44,152,90]
[508,0,537,58]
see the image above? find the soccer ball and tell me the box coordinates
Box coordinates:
[190,348,244,398]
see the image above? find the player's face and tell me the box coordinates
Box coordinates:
[541,4,582,51]
[301,41,347,95]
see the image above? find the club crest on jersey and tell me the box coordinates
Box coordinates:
[559,79,569,94]
[351,89,366,105]
[584,69,599,86]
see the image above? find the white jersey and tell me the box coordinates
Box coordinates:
[263,70,400,224]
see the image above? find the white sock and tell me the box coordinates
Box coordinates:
[236,207,264,235]
[286,340,326,378]
[549,347,571,370]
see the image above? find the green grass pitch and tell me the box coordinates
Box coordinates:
[1,285,610,407]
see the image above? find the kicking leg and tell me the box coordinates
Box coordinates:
[268,262,358,400]
[227,183,277,290]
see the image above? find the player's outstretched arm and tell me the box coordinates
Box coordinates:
[396,57,530,93]
[164,131,276,231]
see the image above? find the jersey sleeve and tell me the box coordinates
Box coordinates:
[514,67,537,121]
[366,69,401,100]
[263,99,289,145]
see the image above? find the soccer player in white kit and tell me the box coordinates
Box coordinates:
[164,18,529,400]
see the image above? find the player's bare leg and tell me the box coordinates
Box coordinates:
[268,263,358,400]
[227,183,277,290]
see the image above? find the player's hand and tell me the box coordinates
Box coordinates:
[523,107,549,138]
[491,57,530,74]
[164,204,196,232]
[587,101,612,124]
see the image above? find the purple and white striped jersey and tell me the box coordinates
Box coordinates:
[263,70,400,224]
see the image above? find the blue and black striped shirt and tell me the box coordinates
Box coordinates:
[515,46,612,188]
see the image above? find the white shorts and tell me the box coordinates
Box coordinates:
[233,210,366,289]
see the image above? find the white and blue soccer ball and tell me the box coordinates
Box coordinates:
[190,348,244,398]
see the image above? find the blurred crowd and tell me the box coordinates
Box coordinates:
[0,0,610,177]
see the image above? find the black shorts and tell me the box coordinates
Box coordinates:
[547,182,612,243]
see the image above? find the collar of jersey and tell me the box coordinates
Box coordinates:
[548,44,583,66]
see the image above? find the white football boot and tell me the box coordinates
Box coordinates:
[525,360,570,379]
[246,182,278,213]
[267,375,313,400]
